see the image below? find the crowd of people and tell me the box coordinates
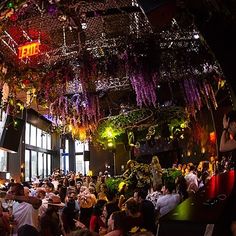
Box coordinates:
[0,108,236,236]
[0,153,220,236]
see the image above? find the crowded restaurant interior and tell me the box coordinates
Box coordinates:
[0,0,236,235]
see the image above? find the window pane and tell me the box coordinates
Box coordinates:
[0,150,7,172]
[60,153,64,173]
[47,154,51,176]
[75,140,84,152]
[84,142,89,151]
[47,134,51,150]
[38,152,43,178]
[30,125,37,146]
[25,123,30,145]
[65,140,69,153]
[75,154,84,174]
[65,155,69,173]
[25,150,30,181]
[85,162,89,175]
[37,128,42,148]
[44,154,47,177]
[42,133,46,149]
[31,151,37,180]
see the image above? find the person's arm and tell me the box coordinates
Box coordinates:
[220,114,236,152]
[5,194,42,209]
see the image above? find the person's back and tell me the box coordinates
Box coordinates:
[13,201,39,233]
[139,199,156,234]
[40,207,62,236]
[6,183,41,235]
[134,189,156,234]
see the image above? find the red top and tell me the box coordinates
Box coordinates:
[89,215,106,233]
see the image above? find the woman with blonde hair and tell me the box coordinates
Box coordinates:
[150,156,162,191]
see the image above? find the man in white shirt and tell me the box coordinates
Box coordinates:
[5,183,42,236]
[185,165,199,194]
[155,181,181,218]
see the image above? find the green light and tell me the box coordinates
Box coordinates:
[103,127,116,139]
[7,2,14,8]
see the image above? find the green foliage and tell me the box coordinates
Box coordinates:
[95,109,153,147]
[162,168,182,183]
[105,177,123,194]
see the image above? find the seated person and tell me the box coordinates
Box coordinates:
[155,181,181,218]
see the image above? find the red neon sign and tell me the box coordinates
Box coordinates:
[18,41,40,59]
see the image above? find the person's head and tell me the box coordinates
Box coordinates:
[124,197,140,216]
[17,224,39,236]
[227,110,236,134]
[126,160,136,169]
[36,188,46,199]
[108,211,125,231]
[71,228,98,236]
[47,194,65,211]
[93,199,107,216]
[133,189,148,203]
[8,183,24,196]
[99,183,107,193]
[106,190,117,202]
[44,182,54,193]
[151,156,159,164]
[162,181,176,194]
[69,179,75,187]
[80,186,87,193]
[67,191,77,202]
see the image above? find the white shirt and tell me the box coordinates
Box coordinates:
[185,171,199,190]
[12,201,39,235]
[155,193,181,217]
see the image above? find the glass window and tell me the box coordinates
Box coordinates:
[25,150,30,181]
[25,123,30,145]
[47,154,51,176]
[65,139,69,153]
[84,142,89,151]
[31,151,37,180]
[85,161,89,175]
[60,152,64,173]
[44,153,47,177]
[37,128,42,148]
[75,154,84,174]
[75,140,84,152]
[47,134,52,150]
[42,133,47,149]
[38,152,43,178]
[65,155,69,173]
[30,125,37,146]
[0,150,7,172]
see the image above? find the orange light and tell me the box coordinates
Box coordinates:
[18,41,40,59]
[209,132,216,143]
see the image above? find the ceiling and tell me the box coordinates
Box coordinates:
[0,0,233,139]
[140,0,236,97]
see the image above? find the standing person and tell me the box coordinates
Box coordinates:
[150,156,162,191]
[220,111,236,168]
[40,195,65,236]
[89,199,107,233]
[5,183,42,236]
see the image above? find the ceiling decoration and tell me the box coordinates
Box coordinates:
[0,0,226,141]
